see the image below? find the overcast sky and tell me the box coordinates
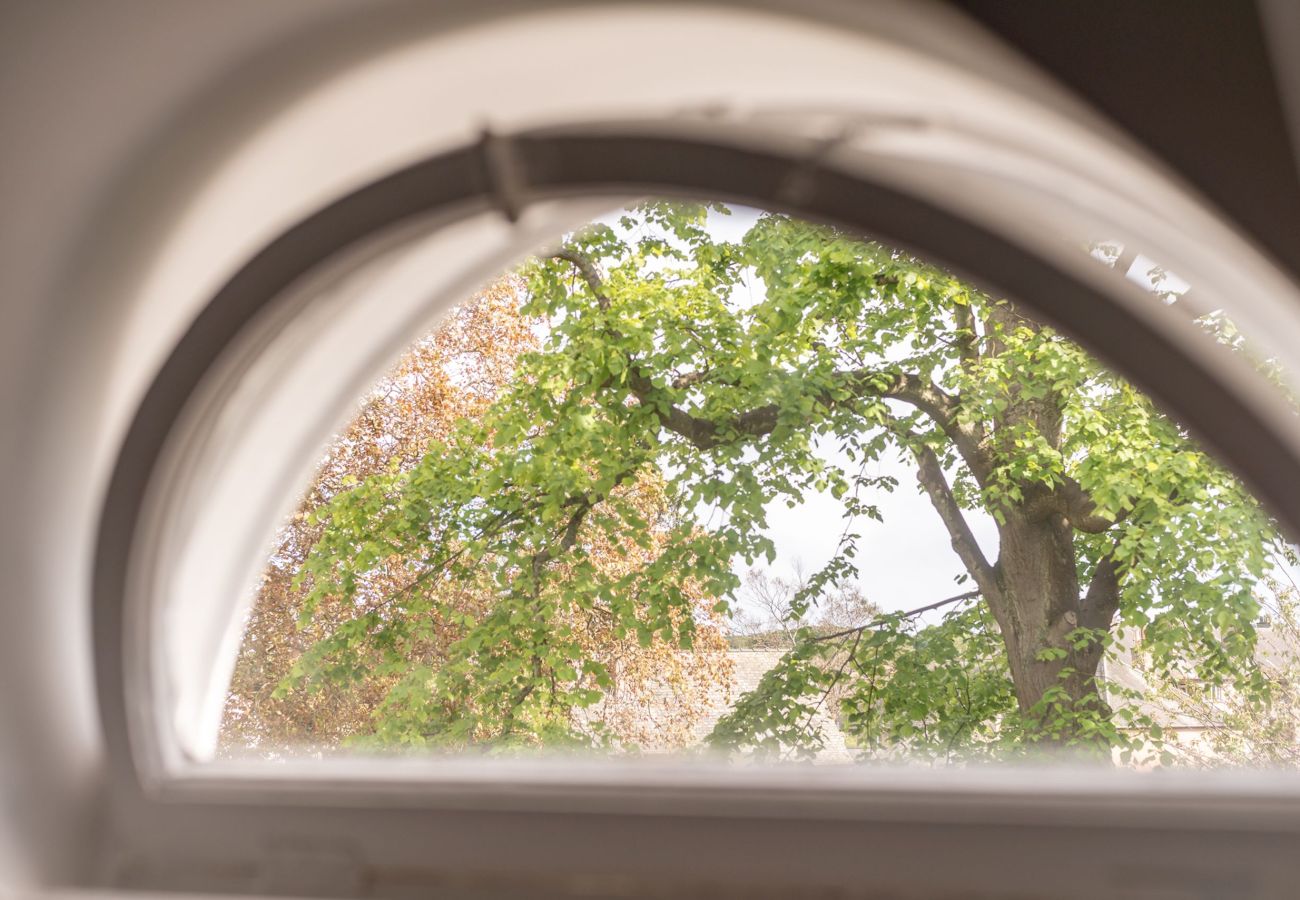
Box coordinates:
[754,440,998,615]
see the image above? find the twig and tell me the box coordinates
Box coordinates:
[813,589,981,643]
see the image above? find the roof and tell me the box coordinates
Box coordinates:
[686,649,855,763]
[1099,623,1300,732]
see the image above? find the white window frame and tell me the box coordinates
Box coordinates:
[81,6,1300,896]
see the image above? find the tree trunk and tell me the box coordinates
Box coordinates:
[988,507,1111,748]
[969,302,1117,750]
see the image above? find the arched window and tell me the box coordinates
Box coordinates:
[80,5,1300,897]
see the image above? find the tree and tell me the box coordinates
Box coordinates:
[1133,577,1300,768]
[219,277,730,755]
[287,201,1284,759]
[730,564,879,648]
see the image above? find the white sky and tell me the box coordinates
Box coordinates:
[755,440,998,616]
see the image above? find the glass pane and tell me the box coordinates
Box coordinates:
[217,201,1300,768]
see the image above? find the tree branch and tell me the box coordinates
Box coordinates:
[812,589,981,643]
[552,248,609,309]
[1061,477,1129,533]
[905,435,1000,598]
[888,373,990,483]
[1022,476,1131,534]
[1080,553,1122,632]
[551,245,1005,629]
[529,496,594,578]
[628,365,993,484]
[952,299,979,363]
[553,246,992,479]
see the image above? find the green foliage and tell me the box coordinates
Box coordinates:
[286,200,1286,758]
[835,603,1018,760]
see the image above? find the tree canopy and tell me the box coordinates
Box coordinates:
[220,277,731,754]
[268,201,1288,762]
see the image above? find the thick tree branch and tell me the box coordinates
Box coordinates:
[1080,553,1122,632]
[553,248,609,309]
[527,499,590,582]
[1061,478,1130,533]
[907,438,1000,598]
[630,366,992,481]
[952,300,979,363]
[553,246,993,481]
[627,368,781,450]
[888,373,990,483]
[1022,476,1131,534]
